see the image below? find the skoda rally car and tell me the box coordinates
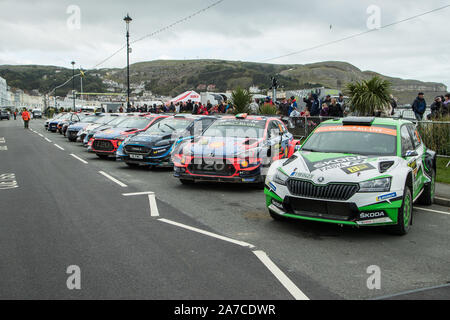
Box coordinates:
[173,114,299,184]
[265,117,436,235]
[117,115,217,168]
[91,114,168,159]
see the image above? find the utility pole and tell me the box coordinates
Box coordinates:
[270,76,279,102]
[124,14,132,111]
[71,61,76,111]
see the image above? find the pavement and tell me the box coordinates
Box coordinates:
[1,118,450,300]
[435,183,450,207]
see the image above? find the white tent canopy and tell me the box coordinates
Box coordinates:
[170,90,201,103]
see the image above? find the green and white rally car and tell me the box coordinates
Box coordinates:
[265,117,436,235]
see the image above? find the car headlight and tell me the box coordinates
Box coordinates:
[359,177,391,192]
[273,169,289,186]
[155,139,173,147]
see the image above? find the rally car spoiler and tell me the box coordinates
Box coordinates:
[342,117,375,126]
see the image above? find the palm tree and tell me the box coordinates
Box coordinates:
[230,87,253,115]
[345,76,392,116]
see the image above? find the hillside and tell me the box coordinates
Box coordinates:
[0,60,447,104]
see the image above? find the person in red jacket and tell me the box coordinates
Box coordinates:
[22,108,31,129]
[197,103,209,115]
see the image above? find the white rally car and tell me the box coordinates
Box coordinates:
[265,117,436,235]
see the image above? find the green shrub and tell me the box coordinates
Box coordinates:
[417,115,450,156]
[259,103,278,115]
[230,87,252,115]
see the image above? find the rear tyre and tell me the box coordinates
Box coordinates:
[418,169,435,205]
[180,179,195,185]
[388,186,412,236]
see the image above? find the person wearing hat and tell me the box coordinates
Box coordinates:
[429,96,443,120]
[412,92,427,121]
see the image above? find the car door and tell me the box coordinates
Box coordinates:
[267,121,284,160]
[401,125,421,198]
[407,124,427,194]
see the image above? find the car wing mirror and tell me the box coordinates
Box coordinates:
[403,150,418,157]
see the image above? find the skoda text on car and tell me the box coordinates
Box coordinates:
[117,115,216,168]
[91,114,168,159]
[173,114,299,185]
[264,117,436,235]
[66,114,104,142]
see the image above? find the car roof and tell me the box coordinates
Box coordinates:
[322,117,413,127]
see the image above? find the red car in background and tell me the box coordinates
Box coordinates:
[90,114,169,159]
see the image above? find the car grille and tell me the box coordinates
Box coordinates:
[93,140,114,152]
[287,179,359,201]
[188,159,236,176]
[284,197,358,221]
[125,145,150,155]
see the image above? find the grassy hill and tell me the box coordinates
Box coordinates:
[0,60,447,104]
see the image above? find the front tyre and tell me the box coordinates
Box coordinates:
[419,169,435,205]
[389,186,412,235]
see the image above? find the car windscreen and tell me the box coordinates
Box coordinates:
[59,113,73,121]
[93,116,115,124]
[301,124,397,156]
[108,117,128,127]
[203,119,266,139]
[118,117,152,129]
[82,116,100,123]
[142,118,192,135]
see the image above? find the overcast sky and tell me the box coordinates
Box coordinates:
[0,0,449,88]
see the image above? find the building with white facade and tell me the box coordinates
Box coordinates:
[0,76,9,106]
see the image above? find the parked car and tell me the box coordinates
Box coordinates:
[173,114,299,185]
[32,110,42,119]
[0,110,10,120]
[91,114,169,159]
[117,115,216,168]
[264,117,436,235]
[84,114,132,147]
[66,114,105,142]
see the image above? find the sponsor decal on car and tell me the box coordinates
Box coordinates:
[356,217,393,225]
[291,172,314,180]
[315,125,397,136]
[359,211,386,220]
[341,163,376,174]
[268,182,277,191]
[376,192,397,202]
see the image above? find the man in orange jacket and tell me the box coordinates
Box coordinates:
[22,108,31,129]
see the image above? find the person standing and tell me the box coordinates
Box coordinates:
[13,111,17,120]
[310,94,321,116]
[389,94,397,116]
[429,96,443,120]
[22,108,31,129]
[412,92,427,121]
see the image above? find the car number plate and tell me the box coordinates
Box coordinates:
[130,154,143,160]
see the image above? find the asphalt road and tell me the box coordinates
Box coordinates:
[1,118,449,300]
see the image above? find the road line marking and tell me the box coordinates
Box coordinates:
[99,171,128,188]
[70,154,88,164]
[158,218,255,248]
[148,194,159,217]
[45,138,52,143]
[54,144,64,151]
[415,207,450,215]
[253,250,309,300]
[435,196,450,202]
[0,146,8,151]
[122,191,155,196]
[38,133,43,137]
[0,137,5,143]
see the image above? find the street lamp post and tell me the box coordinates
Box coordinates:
[124,14,132,112]
[71,61,76,111]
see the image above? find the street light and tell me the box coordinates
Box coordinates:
[124,14,132,111]
[71,61,76,111]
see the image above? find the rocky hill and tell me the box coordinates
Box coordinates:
[0,60,447,104]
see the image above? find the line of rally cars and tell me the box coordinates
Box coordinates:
[44,112,437,235]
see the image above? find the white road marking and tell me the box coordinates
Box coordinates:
[0,173,18,190]
[0,146,7,151]
[158,218,255,249]
[253,250,309,301]
[45,138,52,143]
[148,194,160,217]
[70,154,88,165]
[54,144,64,151]
[38,133,43,137]
[415,207,450,215]
[435,196,450,202]
[0,137,5,143]
[99,171,128,188]
[122,191,155,197]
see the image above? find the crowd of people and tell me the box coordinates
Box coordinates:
[412,92,450,121]
[124,99,237,115]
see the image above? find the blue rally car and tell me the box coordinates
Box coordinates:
[66,114,104,142]
[117,115,217,168]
